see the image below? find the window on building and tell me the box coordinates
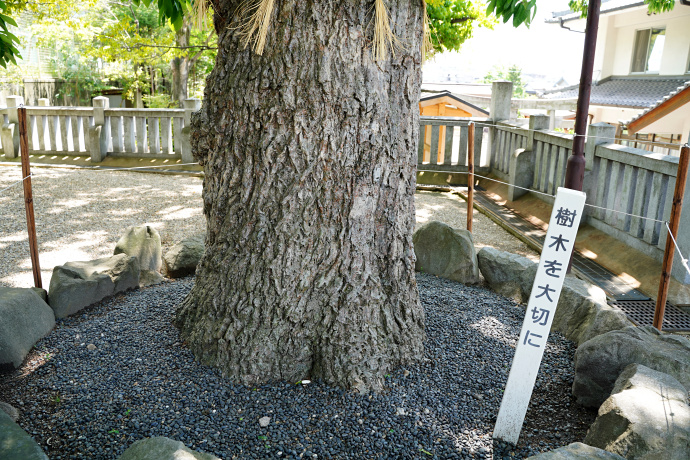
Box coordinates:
[631,28,665,73]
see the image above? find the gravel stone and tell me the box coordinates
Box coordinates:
[1,274,595,459]
[1,169,588,458]
[0,168,204,288]
[0,167,533,289]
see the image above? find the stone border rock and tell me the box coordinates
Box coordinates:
[572,325,690,408]
[162,235,204,278]
[583,364,690,459]
[474,246,689,459]
[0,409,49,460]
[0,287,55,368]
[477,247,633,346]
[48,254,140,319]
[413,221,481,285]
[118,436,221,460]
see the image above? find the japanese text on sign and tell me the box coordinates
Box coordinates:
[493,187,586,445]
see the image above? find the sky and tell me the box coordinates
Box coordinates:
[423,1,587,87]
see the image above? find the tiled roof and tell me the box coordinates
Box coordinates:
[541,77,690,108]
[548,0,645,23]
[624,80,690,129]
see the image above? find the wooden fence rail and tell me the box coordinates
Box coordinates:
[0,95,201,163]
[484,115,686,277]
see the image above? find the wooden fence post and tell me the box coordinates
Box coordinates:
[18,106,42,289]
[654,145,689,330]
[467,121,475,233]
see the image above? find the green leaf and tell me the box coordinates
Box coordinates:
[172,14,183,30]
[0,13,16,27]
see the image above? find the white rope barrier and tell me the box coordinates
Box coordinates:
[0,174,32,195]
[666,222,690,277]
[417,169,669,224]
[464,121,686,150]
[1,162,200,175]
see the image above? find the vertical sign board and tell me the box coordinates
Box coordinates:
[493,187,586,445]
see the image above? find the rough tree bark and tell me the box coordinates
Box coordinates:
[175,0,426,393]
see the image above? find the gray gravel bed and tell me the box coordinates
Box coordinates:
[0,274,595,460]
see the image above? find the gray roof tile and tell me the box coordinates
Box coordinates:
[624,80,690,127]
[542,77,690,108]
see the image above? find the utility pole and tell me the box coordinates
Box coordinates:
[564,0,601,191]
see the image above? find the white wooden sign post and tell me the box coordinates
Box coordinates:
[493,187,586,445]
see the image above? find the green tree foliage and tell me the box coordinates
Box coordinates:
[568,0,676,17]
[0,1,541,68]
[485,0,537,27]
[0,1,21,67]
[132,0,188,29]
[426,1,496,55]
[2,0,216,105]
[482,64,526,97]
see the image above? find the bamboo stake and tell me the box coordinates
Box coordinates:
[18,106,42,289]
[467,121,475,233]
[654,145,689,330]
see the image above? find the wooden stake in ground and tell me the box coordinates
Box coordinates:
[654,144,689,330]
[17,106,42,289]
[467,121,474,233]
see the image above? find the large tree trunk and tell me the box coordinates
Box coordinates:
[175,0,425,393]
[171,18,190,106]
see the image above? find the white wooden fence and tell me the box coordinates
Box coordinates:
[0,95,200,163]
[478,113,688,284]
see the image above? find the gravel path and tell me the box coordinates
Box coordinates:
[0,274,595,460]
[0,167,205,287]
[0,166,536,288]
[414,190,538,262]
[1,166,586,460]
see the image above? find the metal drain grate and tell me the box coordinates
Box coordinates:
[572,252,650,301]
[611,300,690,332]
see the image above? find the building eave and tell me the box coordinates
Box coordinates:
[547,1,646,24]
[626,82,690,133]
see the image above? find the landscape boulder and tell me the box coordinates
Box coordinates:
[0,409,49,460]
[114,225,163,286]
[584,364,690,459]
[163,235,204,278]
[477,246,537,303]
[477,248,632,344]
[48,254,140,318]
[573,326,690,407]
[525,442,625,459]
[553,277,632,345]
[413,221,480,284]
[118,436,221,460]
[0,287,55,368]
[0,402,19,422]
[30,287,47,303]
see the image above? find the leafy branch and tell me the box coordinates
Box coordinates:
[568,0,677,18]
[129,43,216,51]
[0,0,21,67]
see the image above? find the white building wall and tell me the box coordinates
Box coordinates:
[600,4,690,77]
[591,105,643,125]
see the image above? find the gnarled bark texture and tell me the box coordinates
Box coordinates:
[175,0,425,393]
